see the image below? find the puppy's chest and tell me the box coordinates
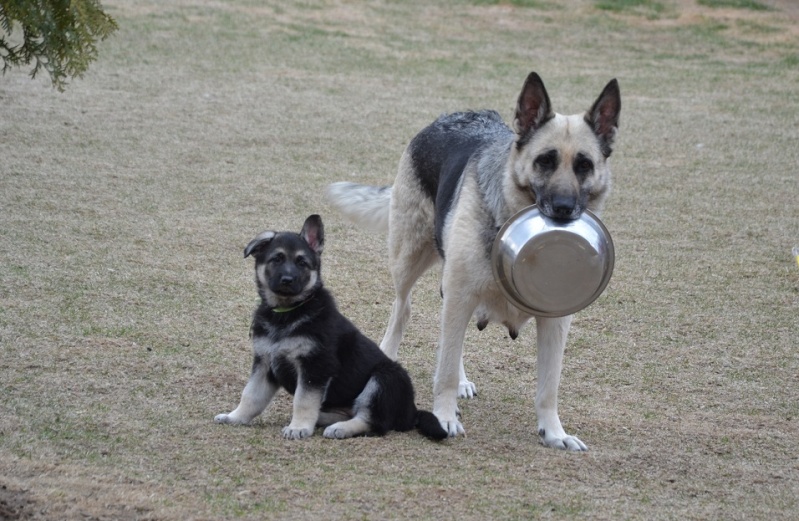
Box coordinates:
[253,332,317,382]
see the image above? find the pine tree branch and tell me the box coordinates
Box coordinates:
[0,0,117,91]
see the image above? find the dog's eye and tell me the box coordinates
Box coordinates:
[534,151,558,171]
[574,155,594,176]
[295,256,309,268]
[268,253,285,265]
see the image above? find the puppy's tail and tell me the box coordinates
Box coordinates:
[326,182,392,233]
[415,410,448,441]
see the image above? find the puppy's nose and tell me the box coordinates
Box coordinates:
[280,275,295,286]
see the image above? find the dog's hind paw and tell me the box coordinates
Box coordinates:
[458,380,477,399]
[282,426,313,440]
[322,418,370,439]
[323,426,350,439]
[538,428,588,451]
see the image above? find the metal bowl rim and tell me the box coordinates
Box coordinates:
[491,205,615,317]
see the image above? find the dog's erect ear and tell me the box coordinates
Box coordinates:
[244,231,277,258]
[513,72,554,138]
[586,78,621,158]
[300,214,324,255]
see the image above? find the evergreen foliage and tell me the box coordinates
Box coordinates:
[0,0,117,91]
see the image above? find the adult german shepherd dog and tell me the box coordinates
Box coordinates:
[215,215,447,441]
[327,72,621,450]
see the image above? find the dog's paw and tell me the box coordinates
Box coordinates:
[322,417,370,439]
[458,380,477,399]
[538,428,588,452]
[282,426,313,440]
[322,426,351,439]
[214,413,249,425]
[322,426,346,439]
[440,418,466,437]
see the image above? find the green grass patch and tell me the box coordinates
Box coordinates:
[698,0,771,10]
[595,0,669,18]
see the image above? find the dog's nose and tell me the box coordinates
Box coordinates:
[280,275,295,287]
[551,194,577,219]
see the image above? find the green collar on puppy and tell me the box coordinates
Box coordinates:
[271,297,312,313]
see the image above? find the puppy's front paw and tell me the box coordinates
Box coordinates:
[282,426,313,440]
[214,413,249,425]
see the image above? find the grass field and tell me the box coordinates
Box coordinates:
[1,0,798,519]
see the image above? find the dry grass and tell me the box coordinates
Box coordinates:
[1,0,798,519]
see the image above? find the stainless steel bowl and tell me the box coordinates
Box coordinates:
[491,206,614,317]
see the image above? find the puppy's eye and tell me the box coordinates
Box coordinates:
[268,253,284,265]
[295,256,309,268]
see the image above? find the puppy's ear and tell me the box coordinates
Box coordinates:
[300,215,324,255]
[586,78,621,158]
[513,72,554,138]
[244,231,276,258]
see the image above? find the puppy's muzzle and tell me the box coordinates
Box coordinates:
[271,271,303,296]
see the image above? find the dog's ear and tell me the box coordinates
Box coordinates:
[513,72,554,137]
[300,214,324,255]
[586,78,621,158]
[244,231,276,258]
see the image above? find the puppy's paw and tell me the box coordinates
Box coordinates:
[282,426,313,440]
[322,426,351,439]
[538,428,588,452]
[214,413,249,425]
[458,380,477,399]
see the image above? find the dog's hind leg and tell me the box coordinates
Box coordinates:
[380,168,438,359]
[381,243,438,359]
[535,315,587,451]
[323,378,378,439]
[317,409,353,427]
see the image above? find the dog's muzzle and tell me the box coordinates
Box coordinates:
[270,273,304,296]
[539,193,582,221]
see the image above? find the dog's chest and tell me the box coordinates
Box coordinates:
[253,334,316,372]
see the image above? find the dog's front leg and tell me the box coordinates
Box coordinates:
[215,354,279,425]
[283,377,324,440]
[433,294,476,437]
[535,315,587,451]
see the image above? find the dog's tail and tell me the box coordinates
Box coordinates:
[415,410,448,441]
[326,182,392,233]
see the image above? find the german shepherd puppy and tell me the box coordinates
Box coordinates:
[215,215,446,441]
[327,73,621,450]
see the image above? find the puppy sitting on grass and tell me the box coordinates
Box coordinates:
[215,214,446,441]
